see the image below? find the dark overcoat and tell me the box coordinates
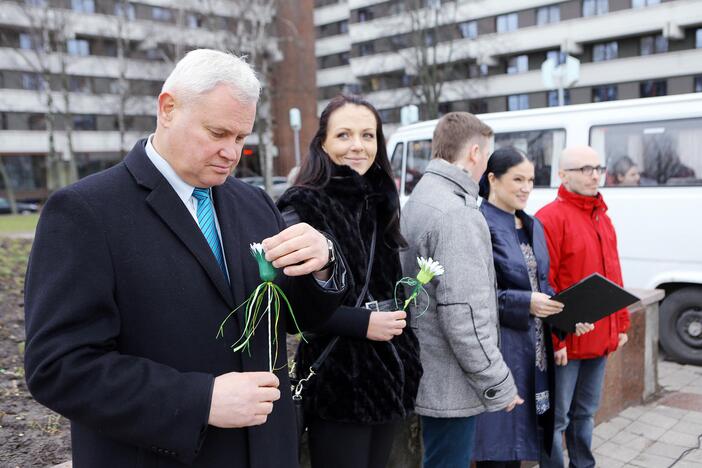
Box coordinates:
[24,140,345,467]
[277,164,422,424]
[473,200,556,461]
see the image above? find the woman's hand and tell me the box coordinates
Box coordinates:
[530,292,564,318]
[366,311,407,341]
[554,347,568,366]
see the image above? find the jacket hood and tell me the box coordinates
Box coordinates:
[425,159,480,200]
[557,184,608,212]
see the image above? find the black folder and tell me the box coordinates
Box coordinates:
[543,273,640,334]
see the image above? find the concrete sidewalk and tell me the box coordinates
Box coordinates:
[588,359,702,468]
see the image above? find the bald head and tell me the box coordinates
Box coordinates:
[559,145,600,170]
[558,145,604,197]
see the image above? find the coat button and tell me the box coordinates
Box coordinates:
[485,388,497,399]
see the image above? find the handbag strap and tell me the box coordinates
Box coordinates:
[293,221,377,399]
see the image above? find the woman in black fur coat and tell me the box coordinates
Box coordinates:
[277,95,422,468]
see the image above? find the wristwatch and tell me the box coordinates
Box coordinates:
[319,238,336,271]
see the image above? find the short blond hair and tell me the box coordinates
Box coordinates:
[432,112,493,162]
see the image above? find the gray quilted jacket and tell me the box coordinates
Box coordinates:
[400,159,517,418]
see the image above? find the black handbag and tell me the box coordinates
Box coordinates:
[290,221,378,440]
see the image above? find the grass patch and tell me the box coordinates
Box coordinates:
[0,238,32,293]
[0,214,39,234]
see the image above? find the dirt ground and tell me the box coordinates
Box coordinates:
[0,238,71,468]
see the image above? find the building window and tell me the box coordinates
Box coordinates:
[593,41,618,61]
[67,38,90,56]
[28,114,46,130]
[1,113,7,130]
[458,20,477,39]
[339,20,348,34]
[21,73,42,91]
[424,30,436,47]
[359,42,375,56]
[114,2,136,20]
[640,80,666,97]
[548,89,571,106]
[640,35,668,55]
[592,84,617,102]
[582,0,608,17]
[69,76,92,93]
[152,7,172,22]
[546,50,567,64]
[19,33,34,50]
[696,76,702,92]
[71,0,95,13]
[507,55,528,74]
[73,115,97,131]
[537,5,560,25]
[358,8,373,22]
[508,94,529,111]
[186,14,202,29]
[496,13,518,33]
[696,29,702,48]
[632,0,660,7]
[469,100,487,114]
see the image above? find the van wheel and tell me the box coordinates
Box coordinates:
[659,287,702,366]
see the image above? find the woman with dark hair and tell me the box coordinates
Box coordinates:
[277,95,422,468]
[472,147,591,467]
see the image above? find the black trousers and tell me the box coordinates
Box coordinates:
[308,418,398,468]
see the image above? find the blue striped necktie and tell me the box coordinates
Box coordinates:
[192,188,227,278]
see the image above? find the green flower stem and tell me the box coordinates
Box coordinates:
[217,281,306,371]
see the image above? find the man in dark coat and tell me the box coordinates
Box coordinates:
[24,49,345,468]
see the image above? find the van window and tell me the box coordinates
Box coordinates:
[390,142,403,191]
[591,118,702,186]
[405,140,432,195]
[494,129,565,187]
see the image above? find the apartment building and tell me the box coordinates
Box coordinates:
[314,0,702,133]
[0,0,317,201]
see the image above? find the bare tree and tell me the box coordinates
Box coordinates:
[393,0,460,120]
[207,0,283,195]
[4,3,78,191]
[0,157,18,214]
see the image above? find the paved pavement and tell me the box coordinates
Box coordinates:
[586,359,702,468]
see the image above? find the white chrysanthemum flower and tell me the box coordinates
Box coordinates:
[250,242,264,255]
[416,257,444,284]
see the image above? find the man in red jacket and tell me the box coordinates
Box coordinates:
[537,145,630,468]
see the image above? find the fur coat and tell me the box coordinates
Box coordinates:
[277,163,423,424]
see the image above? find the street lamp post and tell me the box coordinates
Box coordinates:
[289,107,302,167]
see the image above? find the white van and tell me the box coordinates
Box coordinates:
[386,93,702,365]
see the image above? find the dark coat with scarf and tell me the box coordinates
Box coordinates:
[277,164,423,424]
[24,140,346,468]
[474,200,556,461]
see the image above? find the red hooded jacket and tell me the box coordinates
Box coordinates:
[536,185,630,359]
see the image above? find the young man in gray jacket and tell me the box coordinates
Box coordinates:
[401,112,522,467]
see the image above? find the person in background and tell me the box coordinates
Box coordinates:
[537,145,630,468]
[277,94,422,468]
[400,112,522,468]
[472,147,593,468]
[609,155,640,186]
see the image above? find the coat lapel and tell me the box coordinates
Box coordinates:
[211,183,250,306]
[124,141,235,309]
